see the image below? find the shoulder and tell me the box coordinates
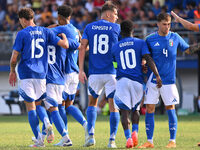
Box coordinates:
[145,32,157,40]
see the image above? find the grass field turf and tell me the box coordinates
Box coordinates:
[0,114,200,150]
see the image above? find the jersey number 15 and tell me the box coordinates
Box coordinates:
[31,38,44,59]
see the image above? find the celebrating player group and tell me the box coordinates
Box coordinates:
[8,1,200,148]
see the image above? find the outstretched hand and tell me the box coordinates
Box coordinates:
[171,11,179,23]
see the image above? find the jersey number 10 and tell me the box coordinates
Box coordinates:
[93,34,109,54]
[120,49,136,69]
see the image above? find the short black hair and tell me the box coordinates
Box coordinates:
[101,1,118,14]
[18,7,34,20]
[58,5,73,18]
[157,12,171,22]
[120,20,134,37]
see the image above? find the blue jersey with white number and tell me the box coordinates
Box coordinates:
[112,37,150,84]
[47,27,80,85]
[51,24,80,74]
[82,19,120,75]
[146,31,189,84]
[13,26,60,79]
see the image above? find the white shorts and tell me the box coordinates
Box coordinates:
[88,74,116,98]
[18,79,46,102]
[44,83,64,109]
[144,81,179,106]
[114,78,143,111]
[63,72,79,100]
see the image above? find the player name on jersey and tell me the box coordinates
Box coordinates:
[119,41,134,47]
[30,30,42,35]
[92,25,112,30]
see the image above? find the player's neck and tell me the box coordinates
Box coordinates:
[59,19,70,25]
[157,30,168,36]
[24,21,36,28]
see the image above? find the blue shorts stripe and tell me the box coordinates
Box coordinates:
[88,86,99,98]
[107,90,115,99]
[36,93,46,102]
[62,91,69,100]
[114,95,130,110]
[19,88,35,102]
[46,96,58,107]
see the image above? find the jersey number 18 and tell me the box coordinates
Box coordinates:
[93,34,109,54]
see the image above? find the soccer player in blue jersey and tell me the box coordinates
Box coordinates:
[9,7,69,147]
[138,13,190,148]
[171,10,200,147]
[79,1,120,148]
[112,19,162,148]
[44,29,80,146]
[47,5,88,145]
[112,20,162,148]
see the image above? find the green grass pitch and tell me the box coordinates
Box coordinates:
[0,114,200,150]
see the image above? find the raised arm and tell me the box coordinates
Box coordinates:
[143,54,162,88]
[171,11,200,32]
[9,50,19,86]
[79,39,88,84]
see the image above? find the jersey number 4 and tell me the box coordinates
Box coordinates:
[93,34,109,54]
[31,38,44,59]
[120,49,136,69]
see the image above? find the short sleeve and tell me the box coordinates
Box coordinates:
[12,31,24,52]
[68,38,80,50]
[141,40,150,56]
[48,28,60,46]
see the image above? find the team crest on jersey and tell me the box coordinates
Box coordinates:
[169,39,173,46]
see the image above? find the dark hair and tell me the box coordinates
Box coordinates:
[120,19,134,37]
[58,5,73,18]
[101,1,118,14]
[18,7,34,20]
[157,12,171,22]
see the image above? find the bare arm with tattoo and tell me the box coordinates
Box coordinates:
[9,50,19,86]
[143,54,162,88]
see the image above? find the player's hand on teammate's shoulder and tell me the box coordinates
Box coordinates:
[156,76,162,88]
[79,71,87,84]
[9,72,17,87]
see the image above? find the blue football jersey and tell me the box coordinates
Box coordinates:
[13,26,60,79]
[82,19,120,75]
[112,37,150,84]
[146,31,189,84]
[51,24,80,74]
[47,26,80,85]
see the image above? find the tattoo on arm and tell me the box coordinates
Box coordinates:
[143,54,159,77]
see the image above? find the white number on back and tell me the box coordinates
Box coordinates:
[93,34,109,54]
[120,49,136,69]
[48,45,56,64]
[31,38,44,58]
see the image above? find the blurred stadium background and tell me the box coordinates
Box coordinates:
[0,0,200,115]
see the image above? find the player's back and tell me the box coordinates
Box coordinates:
[82,19,120,75]
[14,26,59,79]
[51,24,79,74]
[146,31,189,84]
[112,37,149,84]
